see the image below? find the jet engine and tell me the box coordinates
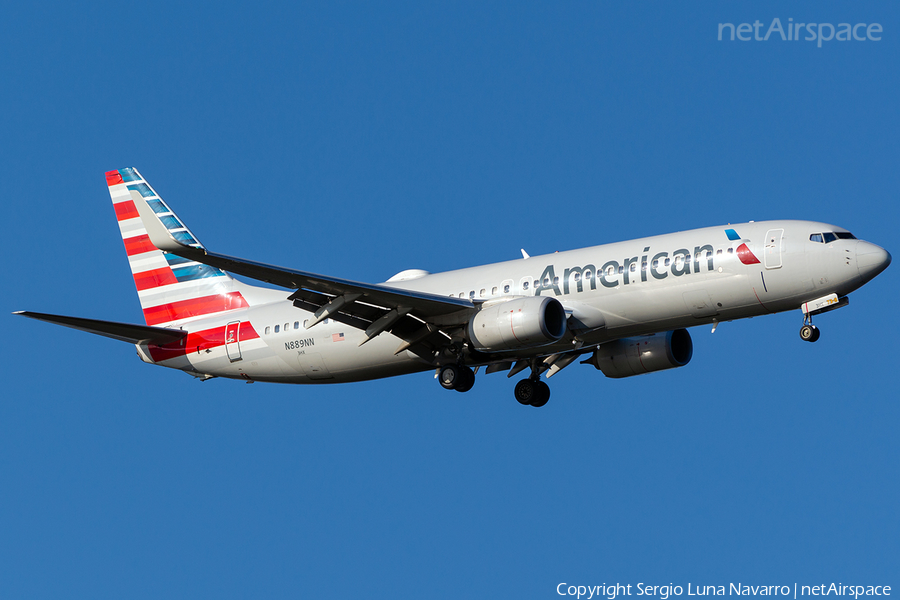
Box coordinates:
[467,296,567,352]
[587,329,693,378]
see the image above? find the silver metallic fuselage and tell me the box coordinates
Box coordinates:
[137,220,890,383]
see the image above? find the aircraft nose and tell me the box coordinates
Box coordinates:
[857,241,891,283]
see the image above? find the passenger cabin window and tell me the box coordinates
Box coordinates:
[469,291,475,299]
[716,249,723,255]
[492,286,498,295]
[503,284,510,293]
[727,248,734,254]
[479,289,486,297]
[274,325,280,333]
[810,233,824,243]
[459,292,465,298]
[523,281,530,290]
[303,320,308,327]
[265,326,270,334]
[294,321,300,329]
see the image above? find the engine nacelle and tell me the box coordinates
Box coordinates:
[587,329,693,378]
[467,296,567,352]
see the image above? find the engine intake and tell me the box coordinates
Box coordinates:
[468,296,567,352]
[588,329,693,378]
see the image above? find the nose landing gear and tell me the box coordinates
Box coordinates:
[799,324,820,342]
[799,313,821,343]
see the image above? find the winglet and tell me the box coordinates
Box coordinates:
[521,249,530,260]
[129,189,194,254]
[105,168,244,327]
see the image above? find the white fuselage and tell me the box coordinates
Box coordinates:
[136,220,886,383]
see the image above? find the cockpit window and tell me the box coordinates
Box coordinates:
[813,231,856,243]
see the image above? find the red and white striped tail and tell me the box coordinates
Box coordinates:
[106,168,249,326]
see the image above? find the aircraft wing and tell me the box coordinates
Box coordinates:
[130,190,476,355]
[170,248,475,318]
[14,311,187,344]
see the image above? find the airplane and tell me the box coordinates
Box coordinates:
[16,168,891,407]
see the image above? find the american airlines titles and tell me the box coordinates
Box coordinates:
[533,244,718,297]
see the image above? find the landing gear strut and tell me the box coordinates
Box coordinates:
[438,364,475,392]
[800,314,821,343]
[514,376,550,407]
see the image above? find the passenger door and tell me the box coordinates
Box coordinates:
[764,229,784,269]
[225,321,242,362]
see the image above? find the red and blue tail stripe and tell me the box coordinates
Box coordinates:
[106,168,249,326]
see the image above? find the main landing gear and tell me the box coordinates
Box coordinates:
[438,364,475,393]
[514,377,550,408]
[437,363,550,407]
[800,314,821,343]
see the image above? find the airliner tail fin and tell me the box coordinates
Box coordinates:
[106,168,250,326]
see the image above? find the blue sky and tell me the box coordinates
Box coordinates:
[2,1,898,598]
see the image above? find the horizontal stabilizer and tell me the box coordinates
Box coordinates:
[14,311,187,344]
